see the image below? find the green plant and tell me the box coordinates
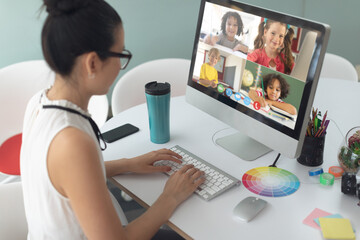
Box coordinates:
[348,130,360,155]
[338,129,360,173]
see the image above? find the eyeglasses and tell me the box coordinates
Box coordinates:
[97,49,132,69]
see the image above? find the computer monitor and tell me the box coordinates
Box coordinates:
[186,0,330,160]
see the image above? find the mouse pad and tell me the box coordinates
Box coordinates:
[242,167,300,197]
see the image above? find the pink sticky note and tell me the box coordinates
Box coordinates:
[303,208,332,229]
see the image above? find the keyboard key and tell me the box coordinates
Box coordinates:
[156,145,241,201]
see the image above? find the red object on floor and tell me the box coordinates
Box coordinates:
[0,133,22,175]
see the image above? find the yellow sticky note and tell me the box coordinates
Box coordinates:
[319,218,355,240]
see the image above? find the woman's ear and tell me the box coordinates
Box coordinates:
[84,52,100,79]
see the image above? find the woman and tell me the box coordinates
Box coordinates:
[20,0,205,239]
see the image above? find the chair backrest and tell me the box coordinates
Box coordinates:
[290,31,317,82]
[0,182,28,240]
[0,60,54,144]
[320,53,358,81]
[111,58,190,115]
[0,60,109,144]
[89,95,109,128]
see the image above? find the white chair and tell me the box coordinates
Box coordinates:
[290,31,317,82]
[0,182,28,240]
[0,182,127,239]
[0,60,54,148]
[0,60,54,183]
[111,58,190,115]
[320,53,358,81]
[89,95,109,128]
[0,60,108,183]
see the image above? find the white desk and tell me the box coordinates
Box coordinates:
[102,78,360,240]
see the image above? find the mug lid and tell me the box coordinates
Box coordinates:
[145,81,171,95]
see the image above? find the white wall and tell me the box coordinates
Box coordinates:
[1,0,359,102]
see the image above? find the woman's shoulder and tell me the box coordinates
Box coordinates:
[48,126,100,179]
[47,125,103,198]
[25,90,46,113]
[52,127,97,155]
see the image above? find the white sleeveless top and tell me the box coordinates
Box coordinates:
[20,89,117,239]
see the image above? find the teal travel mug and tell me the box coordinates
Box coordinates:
[145,81,171,144]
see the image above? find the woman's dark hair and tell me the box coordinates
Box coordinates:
[263,73,290,99]
[221,11,243,36]
[42,0,122,76]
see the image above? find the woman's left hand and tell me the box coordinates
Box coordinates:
[128,148,183,174]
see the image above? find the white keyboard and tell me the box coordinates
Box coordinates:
[155,145,241,201]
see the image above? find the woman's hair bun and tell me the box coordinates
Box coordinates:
[44,0,91,16]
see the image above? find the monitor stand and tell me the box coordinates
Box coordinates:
[215,132,271,161]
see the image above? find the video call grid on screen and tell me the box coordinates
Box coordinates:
[188,0,329,139]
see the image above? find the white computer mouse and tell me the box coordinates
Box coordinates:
[233,196,267,222]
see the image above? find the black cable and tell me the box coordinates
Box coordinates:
[269,153,281,167]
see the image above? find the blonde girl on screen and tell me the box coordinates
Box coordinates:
[247,19,294,74]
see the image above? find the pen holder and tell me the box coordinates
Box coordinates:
[297,135,326,166]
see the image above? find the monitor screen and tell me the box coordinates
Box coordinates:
[186,0,330,160]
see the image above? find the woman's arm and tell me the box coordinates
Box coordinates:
[125,164,204,238]
[48,128,204,240]
[48,128,125,239]
[105,149,183,177]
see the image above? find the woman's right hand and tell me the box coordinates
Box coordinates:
[162,165,205,205]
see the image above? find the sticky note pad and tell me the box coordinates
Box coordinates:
[314,213,343,226]
[303,208,331,229]
[319,218,355,240]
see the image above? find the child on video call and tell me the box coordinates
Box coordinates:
[199,47,220,88]
[247,19,294,74]
[204,11,248,53]
[248,73,297,115]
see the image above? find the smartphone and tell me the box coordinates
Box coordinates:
[102,123,139,143]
